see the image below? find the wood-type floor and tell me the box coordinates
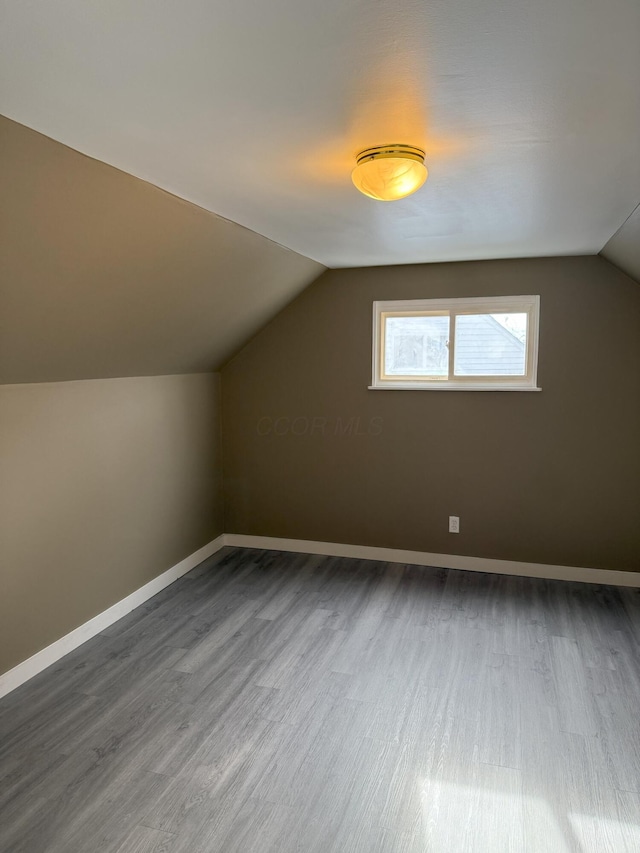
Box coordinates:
[1,547,639,852]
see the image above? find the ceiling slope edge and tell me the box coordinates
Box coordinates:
[600,203,640,285]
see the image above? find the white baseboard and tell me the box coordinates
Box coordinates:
[0,535,225,700]
[225,534,640,588]
[2,532,637,700]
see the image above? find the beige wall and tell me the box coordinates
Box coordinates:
[0,373,222,675]
[222,256,640,573]
[0,116,324,385]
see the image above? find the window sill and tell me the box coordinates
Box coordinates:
[368,384,542,392]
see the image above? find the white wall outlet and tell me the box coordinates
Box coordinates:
[449,516,460,533]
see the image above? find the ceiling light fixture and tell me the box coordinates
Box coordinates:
[351,144,428,201]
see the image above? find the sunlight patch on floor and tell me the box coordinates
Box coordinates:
[420,778,570,852]
[420,777,640,852]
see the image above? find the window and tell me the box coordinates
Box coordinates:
[371,295,540,391]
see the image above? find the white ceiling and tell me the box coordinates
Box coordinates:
[1,0,639,268]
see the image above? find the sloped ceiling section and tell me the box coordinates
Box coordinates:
[1,0,638,268]
[0,117,325,385]
[601,204,640,284]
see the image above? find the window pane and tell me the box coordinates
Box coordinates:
[385,315,449,377]
[454,313,527,376]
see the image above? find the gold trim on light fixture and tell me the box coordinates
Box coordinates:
[352,144,428,201]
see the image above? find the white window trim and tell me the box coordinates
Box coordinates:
[370,295,541,391]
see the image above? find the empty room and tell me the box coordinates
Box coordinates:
[1,1,639,851]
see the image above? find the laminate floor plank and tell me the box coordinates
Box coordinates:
[263,667,352,728]
[550,635,601,737]
[172,598,264,674]
[144,663,273,778]
[384,563,447,628]
[0,689,100,759]
[198,797,292,853]
[44,769,170,853]
[254,608,336,689]
[476,652,523,769]
[1,547,639,853]
[0,749,68,816]
[0,653,105,737]
[589,666,640,794]
[75,641,188,701]
[111,826,175,853]
[344,617,434,705]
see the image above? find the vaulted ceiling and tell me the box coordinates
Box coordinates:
[1,2,638,385]
[1,0,638,270]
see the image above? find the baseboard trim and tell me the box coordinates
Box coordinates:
[3,532,637,699]
[0,535,225,700]
[225,534,640,588]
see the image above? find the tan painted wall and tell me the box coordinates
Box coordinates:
[222,256,640,573]
[0,116,324,384]
[0,373,222,675]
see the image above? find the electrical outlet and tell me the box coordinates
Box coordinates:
[449,516,460,533]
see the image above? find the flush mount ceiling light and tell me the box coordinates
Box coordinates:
[351,144,428,201]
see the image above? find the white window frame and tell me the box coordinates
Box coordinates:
[370,295,541,391]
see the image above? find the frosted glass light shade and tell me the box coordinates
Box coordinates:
[352,145,427,201]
